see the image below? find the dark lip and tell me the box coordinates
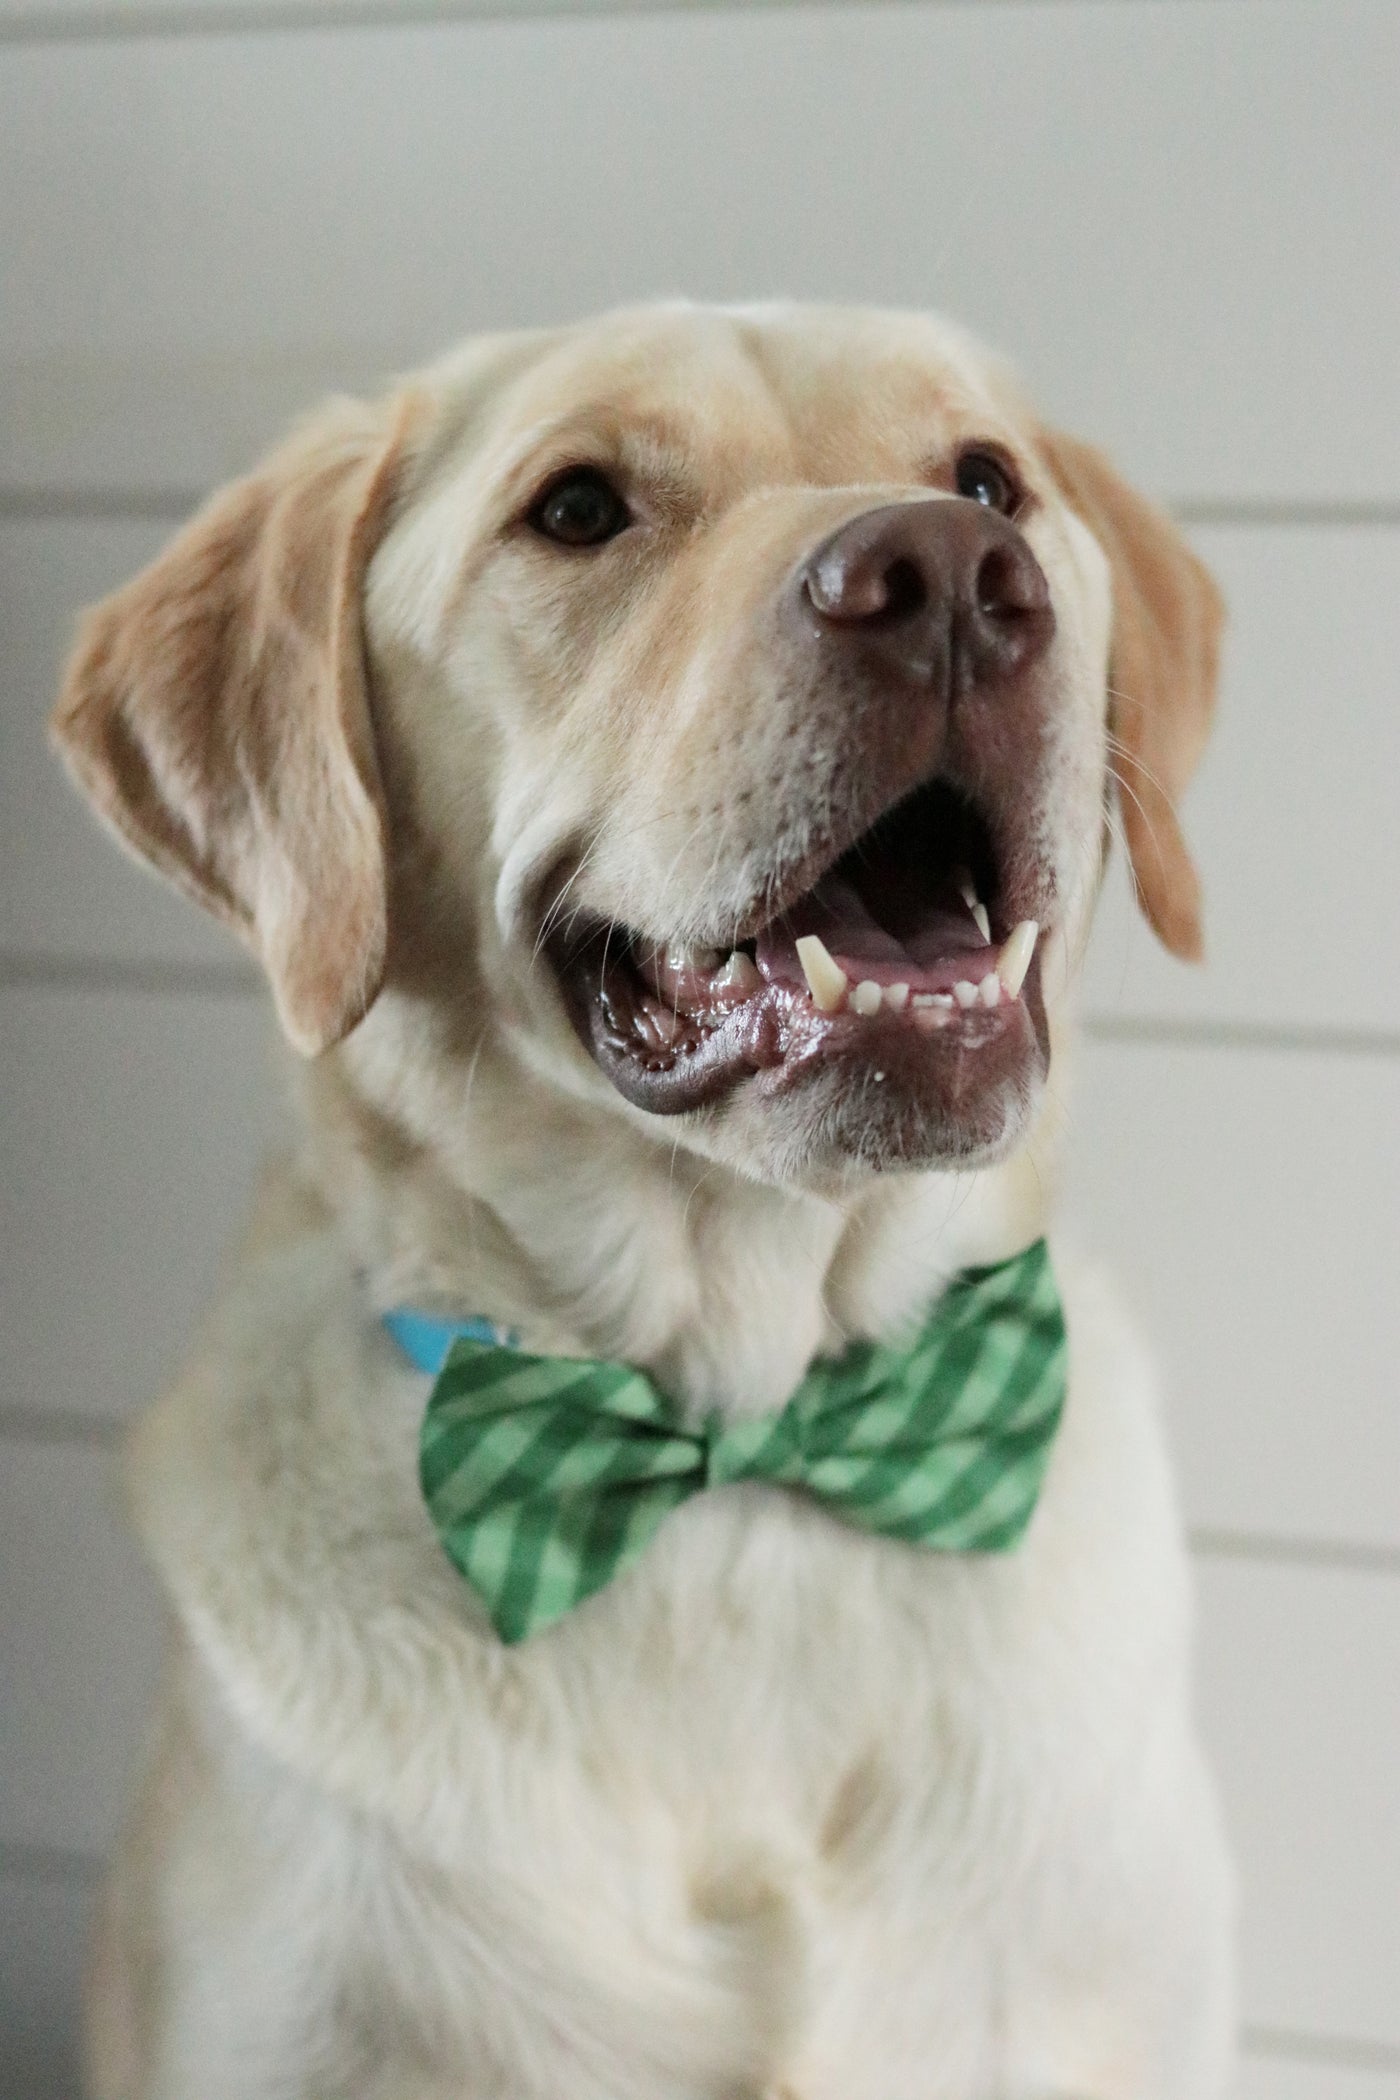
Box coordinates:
[541,768,1054,1131]
[572,938,1049,1121]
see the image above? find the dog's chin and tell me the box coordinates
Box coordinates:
[686,1022,1049,1190]
[543,773,1054,1184]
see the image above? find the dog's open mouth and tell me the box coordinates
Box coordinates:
[547,776,1050,1127]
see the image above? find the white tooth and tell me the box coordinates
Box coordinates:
[713,950,761,994]
[913,992,955,1010]
[957,872,979,912]
[979,974,1001,1008]
[883,982,910,1012]
[971,902,991,943]
[849,979,883,1017]
[953,980,980,1008]
[996,919,1039,1000]
[794,934,848,1013]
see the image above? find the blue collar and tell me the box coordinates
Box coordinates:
[382,1307,517,1376]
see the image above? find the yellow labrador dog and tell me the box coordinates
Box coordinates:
[54,303,1233,2100]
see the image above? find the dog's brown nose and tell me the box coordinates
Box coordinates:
[799,498,1053,695]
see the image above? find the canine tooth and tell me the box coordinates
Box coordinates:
[953,980,979,1009]
[713,950,761,994]
[957,872,979,911]
[795,934,848,1013]
[849,979,883,1017]
[979,974,1001,1008]
[971,902,991,943]
[996,919,1039,999]
[883,982,910,1012]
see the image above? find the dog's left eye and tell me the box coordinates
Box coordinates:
[529,468,632,548]
[955,451,1020,515]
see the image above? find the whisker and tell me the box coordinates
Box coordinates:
[1102,719,1178,811]
[1106,759,1166,873]
[532,841,604,964]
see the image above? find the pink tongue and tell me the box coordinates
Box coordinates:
[756,874,992,993]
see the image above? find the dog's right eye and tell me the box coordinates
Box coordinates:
[528,468,632,548]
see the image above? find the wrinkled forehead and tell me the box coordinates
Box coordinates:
[453,303,1031,494]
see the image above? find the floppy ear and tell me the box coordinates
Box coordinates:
[51,394,421,1053]
[1039,430,1224,960]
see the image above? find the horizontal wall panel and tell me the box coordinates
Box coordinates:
[0,0,793,28]
[0,515,239,968]
[1082,524,1400,1038]
[1064,1037,1400,1555]
[0,346,394,505]
[1,2,1397,501]
[1198,1555,1400,2052]
[1,0,644,23]
[1,0,785,25]
[0,1441,165,1855]
[0,1865,96,2100]
[1239,2061,1400,2100]
[11,514,1400,1043]
[0,984,281,1427]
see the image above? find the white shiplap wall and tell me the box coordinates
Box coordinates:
[2,3,1397,2093]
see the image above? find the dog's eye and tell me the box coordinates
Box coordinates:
[529,468,632,548]
[955,451,1020,515]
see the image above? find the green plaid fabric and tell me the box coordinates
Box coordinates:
[417,1238,1066,1643]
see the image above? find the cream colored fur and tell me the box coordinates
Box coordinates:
[55,303,1234,2100]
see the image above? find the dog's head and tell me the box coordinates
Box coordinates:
[53,304,1220,1191]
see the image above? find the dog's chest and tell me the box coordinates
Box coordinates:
[146,1256,1201,2097]
[267,1487,1172,2100]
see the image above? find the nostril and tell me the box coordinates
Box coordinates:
[806,549,928,626]
[975,544,1050,621]
[961,535,1055,687]
[880,557,927,623]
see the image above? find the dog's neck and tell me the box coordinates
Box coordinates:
[301,999,1064,1418]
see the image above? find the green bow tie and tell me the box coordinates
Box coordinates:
[409,1239,1065,1644]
